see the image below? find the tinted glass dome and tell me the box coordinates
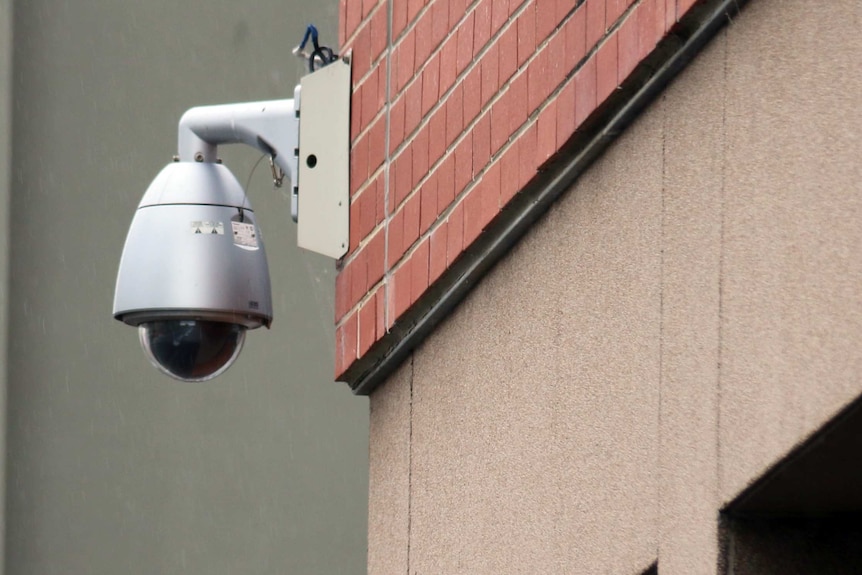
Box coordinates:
[138,320,245,382]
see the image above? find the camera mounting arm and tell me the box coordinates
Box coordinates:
[177,86,301,219]
[172,56,350,260]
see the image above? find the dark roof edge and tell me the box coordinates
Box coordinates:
[343,0,750,395]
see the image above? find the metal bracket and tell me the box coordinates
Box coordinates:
[296,57,351,260]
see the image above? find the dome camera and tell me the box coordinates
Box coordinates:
[113,161,274,382]
[114,56,351,382]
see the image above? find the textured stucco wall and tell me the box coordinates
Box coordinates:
[367,0,862,573]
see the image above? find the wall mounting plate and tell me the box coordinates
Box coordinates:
[297,57,351,259]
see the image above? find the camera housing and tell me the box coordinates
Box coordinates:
[113,162,273,381]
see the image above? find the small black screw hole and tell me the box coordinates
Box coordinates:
[306,154,318,168]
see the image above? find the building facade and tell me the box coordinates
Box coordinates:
[339,0,862,572]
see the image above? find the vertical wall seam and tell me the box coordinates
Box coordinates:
[715,28,729,503]
[383,0,393,333]
[405,354,414,575]
[657,92,667,565]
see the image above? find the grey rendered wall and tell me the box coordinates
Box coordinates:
[0,0,11,568]
[6,2,367,574]
[367,0,862,573]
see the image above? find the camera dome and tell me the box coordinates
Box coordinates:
[138,319,246,382]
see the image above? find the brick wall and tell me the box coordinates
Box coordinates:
[335,0,701,380]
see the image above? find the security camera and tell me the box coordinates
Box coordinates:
[114,56,350,382]
[113,95,299,381]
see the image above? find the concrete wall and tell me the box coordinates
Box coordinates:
[4,1,367,574]
[367,0,862,573]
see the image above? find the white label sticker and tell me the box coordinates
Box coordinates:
[232,221,258,248]
[191,221,224,235]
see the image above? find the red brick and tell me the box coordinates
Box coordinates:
[388,208,405,266]
[342,311,358,372]
[547,25,568,89]
[606,0,626,27]
[463,181,484,246]
[565,3,587,72]
[351,90,362,143]
[490,91,511,155]
[375,287,386,339]
[393,148,413,208]
[422,53,441,117]
[437,153,456,210]
[393,0,408,40]
[353,26,372,81]
[575,54,597,126]
[500,141,520,205]
[335,263,351,322]
[428,106,447,166]
[536,99,557,165]
[396,31,416,94]
[618,10,639,84]
[664,0,675,31]
[358,294,376,356]
[367,228,386,286]
[349,195,361,254]
[429,221,449,284]
[556,77,576,146]
[498,21,518,84]
[637,0,658,59]
[361,68,380,131]
[491,0,509,35]
[473,112,492,175]
[481,43,500,108]
[377,58,388,110]
[463,67,482,126]
[474,0,493,54]
[585,0,605,47]
[412,125,430,189]
[359,182,377,240]
[416,11,435,67]
[596,33,618,103]
[370,6,388,63]
[445,83,464,147]
[350,135,369,196]
[362,0,376,20]
[405,77,424,136]
[349,248,369,308]
[508,71,529,135]
[432,0,450,48]
[536,0,558,43]
[447,201,465,266]
[410,239,430,304]
[483,159,502,221]
[518,121,538,189]
[439,36,458,95]
[516,3,536,68]
[408,0,423,26]
[403,192,421,249]
[527,47,551,113]
[368,115,386,175]
[375,172,386,225]
[556,0,575,21]
[346,0,362,45]
[456,12,475,75]
[454,131,473,195]
[392,262,411,324]
[450,0,467,28]
[420,172,438,235]
[389,96,406,154]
